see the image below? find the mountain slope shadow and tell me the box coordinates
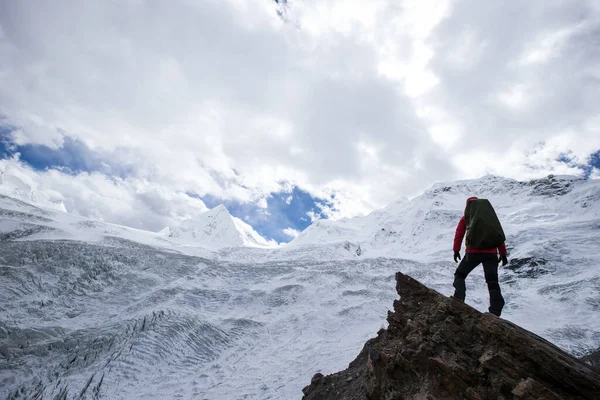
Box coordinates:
[302,272,600,400]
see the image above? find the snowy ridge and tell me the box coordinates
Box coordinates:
[274,174,600,355]
[0,193,188,250]
[286,174,600,261]
[0,164,275,251]
[0,169,275,252]
[1,174,600,399]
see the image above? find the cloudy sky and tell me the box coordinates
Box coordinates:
[1,0,599,242]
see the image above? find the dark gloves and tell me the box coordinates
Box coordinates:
[499,254,508,266]
[453,251,461,263]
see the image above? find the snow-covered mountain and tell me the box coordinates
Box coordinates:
[0,169,275,252]
[0,164,275,250]
[1,174,599,399]
[280,175,600,353]
[168,204,276,249]
[288,174,600,261]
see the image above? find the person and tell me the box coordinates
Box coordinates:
[452,196,508,316]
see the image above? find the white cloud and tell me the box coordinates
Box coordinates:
[283,227,301,238]
[0,158,207,231]
[256,197,268,209]
[516,23,587,66]
[444,28,488,69]
[496,83,532,110]
[0,0,599,230]
[306,211,319,222]
[591,168,600,180]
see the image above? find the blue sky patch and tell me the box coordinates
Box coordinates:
[0,124,16,158]
[1,126,99,174]
[0,126,132,177]
[589,150,600,170]
[557,150,600,179]
[1,124,332,243]
[196,186,335,243]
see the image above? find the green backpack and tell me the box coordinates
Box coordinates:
[464,199,506,249]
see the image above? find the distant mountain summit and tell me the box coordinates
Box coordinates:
[169,205,276,249]
[0,165,276,250]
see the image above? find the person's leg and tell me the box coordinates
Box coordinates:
[482,255,505,316]
[453,253,480,301]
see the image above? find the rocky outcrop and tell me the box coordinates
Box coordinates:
[582,349,600,374]
[302,272,600,400]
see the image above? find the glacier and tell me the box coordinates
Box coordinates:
[1,174,599,399]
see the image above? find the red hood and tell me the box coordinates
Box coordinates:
[466,196,478,205]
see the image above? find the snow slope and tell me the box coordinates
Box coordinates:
[1,174,599,399]
[287,174,600,261]
[278,174,600,352]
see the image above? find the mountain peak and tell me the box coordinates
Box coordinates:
[169,204,275,249]
[208,204,229,214]
[191,204,231,221]
[169,206,242,248]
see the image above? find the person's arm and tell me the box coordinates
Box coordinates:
[498,242,508,266]
[498,242,507,256]
[453,217,466,252]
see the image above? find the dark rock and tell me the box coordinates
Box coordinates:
[504,257,553,278]
[312,373,325,384]
[356,245,362,256]
[581,348,600,373]
[528,176,581,197]
[302,272,600,400]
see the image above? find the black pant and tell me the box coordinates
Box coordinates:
[453,252,505,316]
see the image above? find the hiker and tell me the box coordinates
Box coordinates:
[452,196,508,316]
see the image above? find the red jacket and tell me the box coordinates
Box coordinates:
[453,196,507,256]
